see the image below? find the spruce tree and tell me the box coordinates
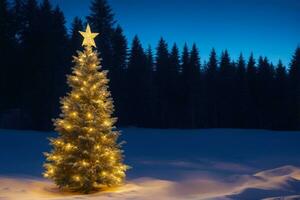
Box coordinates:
[170,44,180,74]
[288,47,300,129]
[44,25,128,193]
[0,0,16,109]
[155,38,170,127]
[111,25,127,125]
[205,49,218,127]
[145,45,155,126]
[70,17,84,53]
[274,60,288,129]
[127,36,149,126]
[19,0,40,129]
[87,0,115,70]
[219,50,235,127]
[184,44,201,127]
[146,45,154,71]
[236,54,247,128]
[181,43,190,74]
[257,56,274,128]
[245,53,258,127]
[177,44,190,127]
[169,44,181,127]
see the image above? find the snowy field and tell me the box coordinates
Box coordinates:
[1,128,300,199]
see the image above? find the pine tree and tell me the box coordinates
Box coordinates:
[169,44,180,74]
[145,45,155,126]
[50,5,70,125]
[235,54,247,128]
[127,36,149,126]
[169,44,181,127]
[256,56,274,128]
[176,43,190,127]
[111,25,127,125]
[181,43,190,74]
[0,0,16,109]
[246,53,258,128]
[183,43,201,127]
[155,38,170,127]
[146,45,154,71]
[219,50,236,127]
[70,17,84,53]
[274,60,288,129]
[204,48,218,127]
[87,0,115,70]
[44,25,128,193]
[288,47,300,129]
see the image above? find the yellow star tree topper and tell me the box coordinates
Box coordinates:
[44,24,128,193]
[79,24,99,47]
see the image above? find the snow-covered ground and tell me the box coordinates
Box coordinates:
[1,128,300,199]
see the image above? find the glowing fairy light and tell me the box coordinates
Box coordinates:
[73,175,81,181]
[65,143,73,150]
[88,127,94,132]
[63,105,69,109]
[65,124,72,130]
[103,120,111,126]
[81,160,89,166]
[86,112,92,119]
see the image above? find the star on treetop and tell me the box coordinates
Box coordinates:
[79,24,99,47]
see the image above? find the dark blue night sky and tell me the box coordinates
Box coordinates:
[49,0,299,65]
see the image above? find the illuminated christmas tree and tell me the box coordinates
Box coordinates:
[44,24,128,193]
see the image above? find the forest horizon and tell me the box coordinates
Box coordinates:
[40,0,300,66]
[1,0,300,131]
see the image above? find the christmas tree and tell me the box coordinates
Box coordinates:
[44,24,128,193]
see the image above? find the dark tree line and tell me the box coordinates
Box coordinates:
[1,0,300,131]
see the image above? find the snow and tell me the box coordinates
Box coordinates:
[1,128,300,199]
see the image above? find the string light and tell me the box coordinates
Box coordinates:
[102,135,107,141]
[65,124,72,130]
[87,112,92,119]
[88,127,94,132]
[71,112,77,117]
[81,160,89,166]
[73,175,81,181]
[52,155,58,160]
[65,143,73,150]
[103,120,110,126]
[75,71,82,76]
[55,140,62,145]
